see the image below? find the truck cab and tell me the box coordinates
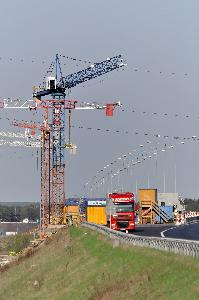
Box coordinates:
[106,192,135,232]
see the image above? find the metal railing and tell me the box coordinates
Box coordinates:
[82,222,199,257]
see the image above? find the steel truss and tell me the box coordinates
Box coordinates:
[51,96,65,224]
[40,130,51,235]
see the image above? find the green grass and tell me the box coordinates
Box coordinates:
[0,227,198,300]
[0,233,33,254]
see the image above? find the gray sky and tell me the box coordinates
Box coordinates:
[0,0,199,201]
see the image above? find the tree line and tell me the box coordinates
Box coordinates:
[0,203,40,222]
[0,199,198,222]
[182,198,199,212]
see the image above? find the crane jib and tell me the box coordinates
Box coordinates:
[64,55,124,89]
[33,54,125,99]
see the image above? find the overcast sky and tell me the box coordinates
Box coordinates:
[0,0,199,201]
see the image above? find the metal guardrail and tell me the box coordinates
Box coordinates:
[82,222,199,257]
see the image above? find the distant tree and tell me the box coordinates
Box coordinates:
[0,203,40,222]
[181,198,199,211]
[1,233,33,253]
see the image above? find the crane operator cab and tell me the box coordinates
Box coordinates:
[46,76,57,91]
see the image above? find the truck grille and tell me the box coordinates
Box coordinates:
[117,214,132,220]
[117,221,129,228]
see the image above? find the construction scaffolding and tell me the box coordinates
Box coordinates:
[139,189,172,224]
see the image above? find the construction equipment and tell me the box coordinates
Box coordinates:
[33,54,125,99]
[32,54,125,235]
[139,189,171,224]
[63,205,81,226]
[0,54,125,235]
[0,129,40,148]
[10,98,121,234]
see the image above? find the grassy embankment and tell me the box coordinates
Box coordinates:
[0,227,198,300]
[0,233,33,254]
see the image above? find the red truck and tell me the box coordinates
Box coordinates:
[106,192,135,232]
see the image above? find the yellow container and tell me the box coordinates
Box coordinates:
[86,206,107,225]
[64,205,80,214]
[139,189,157,206]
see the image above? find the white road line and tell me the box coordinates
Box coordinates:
[160,226,176,237]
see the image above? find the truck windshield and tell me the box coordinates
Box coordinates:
[115,204,134,213]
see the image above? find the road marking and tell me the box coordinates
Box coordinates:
[160,226,176,237]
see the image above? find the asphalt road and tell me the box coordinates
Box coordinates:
[161,223,199,241]
[133,222,199,241]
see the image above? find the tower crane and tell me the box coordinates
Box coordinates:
[1,54,126,235]
[32,54,126,232]
[11,99,121,232]
[33,54,125,99]
[0,130,40,147]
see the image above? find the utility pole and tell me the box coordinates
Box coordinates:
[174,164,177,193]
[15,207,18,234]
[147,175,150,188]
[163,173,166,193]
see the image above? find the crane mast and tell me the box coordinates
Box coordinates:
[50,95,66,225]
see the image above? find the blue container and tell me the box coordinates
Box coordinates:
[65,198,107,214]
[82,197,107,202]
[82,198,107,207]
[65,198,80,206]
[156,205,173,223]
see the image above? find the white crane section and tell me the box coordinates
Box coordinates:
[0,130,40,140]
[0,98,121,111]
[0,99,34,109]
[0,139,40,148]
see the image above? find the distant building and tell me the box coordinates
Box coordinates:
[0,222,37,236]
[158,193,183,212]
